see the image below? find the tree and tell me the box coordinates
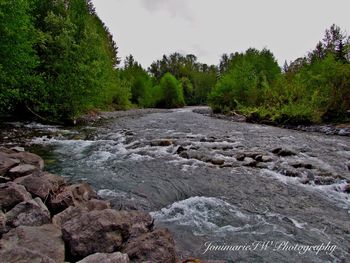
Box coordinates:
[0,0,39,114]
[157,73,184,108]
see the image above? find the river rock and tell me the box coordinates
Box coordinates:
[0,152,20,176]
[290,162,313,169]
[261,155,273,162]
[0,224,65,263]
[210,158,225,165]
[272,147,296,156]
[15,172,66,201]
[8,164,38,179]
[242,157,257,167]
[235,153,246,161]
[151,139,173,147]
[0,147,17,154]
[7,151,44,169]
[344,184,350,193]
[0,182,32,212]
[5,198,50,228]
[77,252,130,263]
[176,146,187,154]
[122,228,176,263]
[61,209,131,260]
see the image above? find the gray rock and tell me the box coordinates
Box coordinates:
[77,252,130,263]
[7,151,44,170]
[0,182,32,212]
[0,224,65,263]
[0,152,20,176]
[52,199,111,228]
[10,146,25,152]
[5,198,50,228]
[272,147,296,156]
[261,156,273,162]
[210,158,225,166]
[61,209,154,260]
[15,172,66,201]
[242,157,257,167]
[49,182,97,214]
[122,228,176,263]
[150,139,173,147]
[8,164,39,179]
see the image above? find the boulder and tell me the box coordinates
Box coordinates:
[52,199,111,228]
[5,198,50,228]
[0,152,20,176]
[61,209,131,260]
[7,151,44,169]
[15,172,66,201]
[0,224,65,263]
[0,147,17,154]
[0,182,32,212]
[8,164,39,179]
[122,228,176,263]
[77,252,130,263]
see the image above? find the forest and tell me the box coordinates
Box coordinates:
[1,0,350,125]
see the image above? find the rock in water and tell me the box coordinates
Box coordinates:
[122,228,176,263]
[77,252,130,263]
[0,224,65,263]
[0,182,32,212]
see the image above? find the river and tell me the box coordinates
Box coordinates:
[1,107,349,262]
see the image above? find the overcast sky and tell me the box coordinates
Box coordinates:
[91,0,350,68]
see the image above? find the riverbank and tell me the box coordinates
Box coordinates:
[193,107,350,136]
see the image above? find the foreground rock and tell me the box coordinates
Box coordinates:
[77,252,130,263]
[0,182,32,212]
[0,153,20,176]
[15,172,66,201]
[5,198,50,229]
[49,182,97,214]
[61,209,152,260]
[0,224,65,263]
[122,228,176,263]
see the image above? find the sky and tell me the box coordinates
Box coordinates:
[91,0,350,68]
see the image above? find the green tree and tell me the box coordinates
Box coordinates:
[157,73,184,108]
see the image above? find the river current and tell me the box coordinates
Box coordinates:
[2,107,349,262]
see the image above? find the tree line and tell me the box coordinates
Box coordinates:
[210,24,350,124]
[1,0,349,124]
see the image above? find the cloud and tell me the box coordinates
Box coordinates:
[141,0,193,21]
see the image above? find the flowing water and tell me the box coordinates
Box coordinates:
[2,107,350,262]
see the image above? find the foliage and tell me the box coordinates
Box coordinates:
[157,73,185,108]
